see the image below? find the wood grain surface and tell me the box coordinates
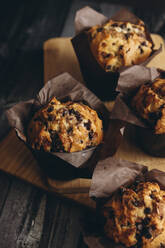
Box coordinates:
[1,1,165,247]
[0,130,94,208]
[0,34,164,210]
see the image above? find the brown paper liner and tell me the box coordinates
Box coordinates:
[82,156,165,248]
[111,65,165,157]
[71,6,161,101]
[6,72,122,180]
[90,156,147,199]
[126,125,165,157]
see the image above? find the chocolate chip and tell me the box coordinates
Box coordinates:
[51,132,64,152]
[132,199,140,207]
[80,140,83,144]
[47,106,54,113]
[51,101,55,105]
[49,129,55,135]
[135,242,143,248]
[67,127,73,134]
[120,23,126,29]
[149,110,162,122]
[74,111,82,122]
[42,137,51,147]
[97,27,103,32]
[136,223,143,231]
[112,42,116,45]
[119,45,123,50]
[142,227,152,239]
[150,193,155,199]
[150,193,159,201]
[48,115,56,121]
[69,109,75,115]
[151,224,156,230]
[136,232,140,240]
[143,217,150,225]
[125,33,131,40]
[144,207,151,214]
[84,120,91,130]
[156,87,165,98]
[127,28,131,31]
[101,52,110,59]
[69,109,82,122]
[105,65,112,71]
[88,130,94,140]
[111,23,118,27]
[144,231,152,239]
[102,42,107,47]
[62,109,68,116]
[126,48,130,53]
[141,41,147,46]
[139,46,144,54]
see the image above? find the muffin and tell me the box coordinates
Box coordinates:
[27,97,103,153]
[131,78,165,134]
[102,181,165,247]
[88,20,153,72]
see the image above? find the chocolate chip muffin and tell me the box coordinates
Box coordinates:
[102,182,165,248]
[88,20,153,72]
[131,78,165,134]
[27,97,103,153]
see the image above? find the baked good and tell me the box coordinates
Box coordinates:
[131,78,165,134]
[27,97,103,153]
[88,20,153,72]
[102,182,165,248]
[147,229,165,248]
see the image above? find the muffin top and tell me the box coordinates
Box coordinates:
[27,97,103,153]
[131,78,165,134]
[88,19,153,72]
[102,181,165,247]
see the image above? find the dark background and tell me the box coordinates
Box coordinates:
[0,0,165,247]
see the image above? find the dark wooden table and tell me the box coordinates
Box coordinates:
[0,0,165,247]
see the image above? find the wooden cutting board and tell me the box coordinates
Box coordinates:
[1,34,165,209]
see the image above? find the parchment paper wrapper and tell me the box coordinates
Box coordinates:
[110,65,165,157]
[82,156,165,248]
[90,156,147,199]
[71,6,161,101]
[6,72,121,180]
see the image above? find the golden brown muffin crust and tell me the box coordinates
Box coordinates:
[88,20,153,72]
[27,97,103,153]
[102,182,165,247]
[132,78,165,134]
